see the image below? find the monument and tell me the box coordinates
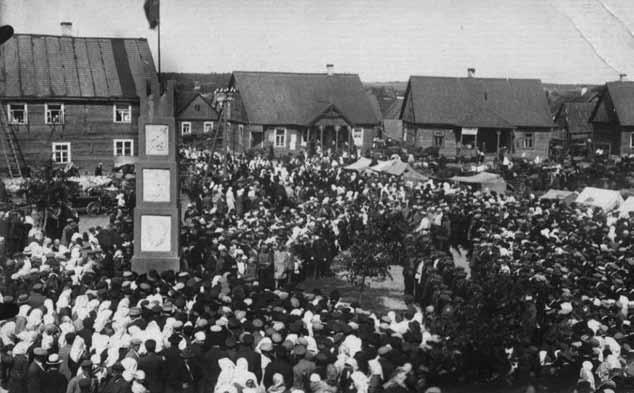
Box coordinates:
[131,80,180,273]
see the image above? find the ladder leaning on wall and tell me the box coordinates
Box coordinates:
[0,104,24,178]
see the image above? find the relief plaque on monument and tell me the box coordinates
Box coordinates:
[140,215,172,252]
[145,124,169,156]
[142,169,171,202]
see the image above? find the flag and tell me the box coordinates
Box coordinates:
[144,0,159,29]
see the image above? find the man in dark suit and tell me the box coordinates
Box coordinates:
[138,339,165,393]
[42,353,68,393]
[99,362,130,393]
[26,347,47,393]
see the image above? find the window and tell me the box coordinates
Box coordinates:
[181,122,192,135]
[275,128,286,148]
[239,125,245,140]
[8,104,27,124]
[45,103,64,124]
[52,142,71,164]
[113,139,134,156]
[522,133,534,149]
[194,104,201,112]
[433,132,444,147]
[630,134,634,149]
[203,121,214,133]
[113,104,132,123]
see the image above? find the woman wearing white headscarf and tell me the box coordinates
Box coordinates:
[578,361,595,391]
[215,358,237,393]
[233,357,258,390]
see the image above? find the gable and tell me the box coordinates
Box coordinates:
[176,94,218,120]
[605,82,634,126]
[590,91,619,124]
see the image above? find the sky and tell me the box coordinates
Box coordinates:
[1,0,634,84]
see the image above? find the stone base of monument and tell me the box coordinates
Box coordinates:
[131,256,180,274]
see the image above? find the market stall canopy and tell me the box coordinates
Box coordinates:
[449,172,506,194]
[619,196,634,217]
[113,156,138,169]
[344,157,372,172]
[539,189,579,204]
[575,187,624,211]
[68,176,112,190]
[369,159,396,172]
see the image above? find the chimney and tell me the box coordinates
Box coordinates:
[60,22,73,36]
[619,73,627,82]
[467,68,476,78]
[326,64,334,76]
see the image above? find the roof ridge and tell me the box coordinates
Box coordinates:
[233,70,359,77]
[12,33,149,41]
[410,75,543,82]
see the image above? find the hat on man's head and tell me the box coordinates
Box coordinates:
[46,353,62,366]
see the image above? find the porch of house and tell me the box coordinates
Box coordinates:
[459,127,514,156]
[303,118,355,153]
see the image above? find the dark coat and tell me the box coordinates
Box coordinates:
[264,358,293,389]
[26,361,46,393]
[138,352,165,393]
[99,375,131,393]
[42,369,68,393]
[8,354,28,393]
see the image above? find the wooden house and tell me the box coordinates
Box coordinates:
[553,102,595,147]
[589,81,634,156]
[0,33,157,175]
[175,92,219,143]
[224,68,381,155]
[400,71,555,159]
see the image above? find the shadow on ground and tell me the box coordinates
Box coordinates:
[300,265,407,314]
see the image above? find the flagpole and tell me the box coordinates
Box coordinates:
[157,0,161,87]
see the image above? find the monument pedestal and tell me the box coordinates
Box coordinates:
[131,82,181,273]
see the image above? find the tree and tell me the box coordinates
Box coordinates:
[339,211,394,302]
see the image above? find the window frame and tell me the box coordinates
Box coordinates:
[113,139,134,157]
[274,128,287,148]
[522,133,535,150]
[52,142,71,164]
[203,121,214,134]
[113,104,132,124]
[45,103,64,124]
[433,131,444,148]
[181,121,192,136]
[630,133,634,149]
[8,103,28,125]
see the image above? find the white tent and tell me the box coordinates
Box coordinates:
[449,172,507,194]
[344,157,372,172]
[539,189,578,204]
[619,196,634,217]
[575,187,624,211]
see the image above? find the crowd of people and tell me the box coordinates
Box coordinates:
[0,146,632,393]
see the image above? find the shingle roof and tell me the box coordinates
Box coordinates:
[231,71,380,126]
[0,34,157,99]
[605,81,634,126]
[383,97,404,120]
[403,76,554,128]
[556,102,594,137]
